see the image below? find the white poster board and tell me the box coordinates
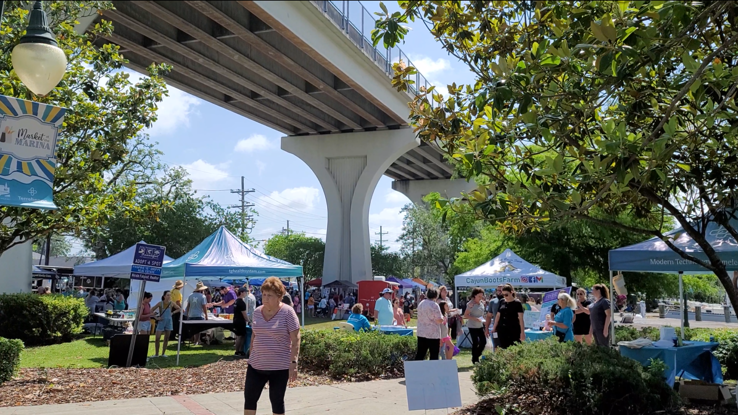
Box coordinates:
[523,311,540,328]
[404,360,462,411]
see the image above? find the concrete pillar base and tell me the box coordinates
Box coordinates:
[283,129,418,284]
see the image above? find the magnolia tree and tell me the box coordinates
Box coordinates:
[375,1,738,309]
[0,1,169,254]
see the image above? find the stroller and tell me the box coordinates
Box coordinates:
[316,304,330,318]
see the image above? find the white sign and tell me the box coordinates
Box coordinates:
[523,311,540,328]
[404,360,462,411]
[454,275,566,287]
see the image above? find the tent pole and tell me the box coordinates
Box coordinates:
[609,271,615,347]
[176,271,186,366]
[679,271,684,342]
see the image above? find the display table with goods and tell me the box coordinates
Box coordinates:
[524,329,554,342]
[178,314,234,339]
[619,340,722,387]
[374,325,414,336]
[94,311,137,341]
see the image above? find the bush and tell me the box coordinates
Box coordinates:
[300,330,416,380]
[0,337,23,384]
[472,339,680,415]
[0,294,88,345]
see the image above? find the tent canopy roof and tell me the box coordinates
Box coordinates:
[322,280,358,289]
[73,242,174,278]
[162,226,302,278]
[454,249,566,288]
[609,216,738,273]
[386,276,412,288]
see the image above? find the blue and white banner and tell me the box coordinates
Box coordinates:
[0,94,66,210]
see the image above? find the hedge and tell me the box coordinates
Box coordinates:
[472,339,680,415]
[0,294,88,346]
[0,337,23,384]
[300,330,416,380]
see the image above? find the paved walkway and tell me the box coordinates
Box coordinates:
[0,371,476,415]
[630,314,738,329]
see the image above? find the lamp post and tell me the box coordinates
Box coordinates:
[4,1,68,96]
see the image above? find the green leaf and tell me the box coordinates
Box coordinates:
[540,55,561,66]
[676,163,691,172]
[590,21,610,43]
[681,51,698,72]
[379,2,388,15]
[598,52,614,74]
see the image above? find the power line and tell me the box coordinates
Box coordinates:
[229,176,255,237]
[375,226,389,249]
[240,176,327,219]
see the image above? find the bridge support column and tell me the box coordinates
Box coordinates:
[391,178,475,205]
[282,129,418,285]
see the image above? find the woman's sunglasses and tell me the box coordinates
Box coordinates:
[503,293,511,298]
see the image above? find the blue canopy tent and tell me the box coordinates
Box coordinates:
[160,226,303,364]
[609,216,738,343]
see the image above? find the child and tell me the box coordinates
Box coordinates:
[543,314,554,332]
[439,302,454,360]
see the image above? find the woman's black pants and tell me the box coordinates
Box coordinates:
[415,336,440,360]
[244,364,289,414]
[468,327,487,363]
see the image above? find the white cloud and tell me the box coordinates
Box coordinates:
[117,69,201,137]
[234,134,274,153]
[385,189,410,206]
[256,160,267,177]
[411,56,451,75]
[178,159,231,190]
[260,187,320,212]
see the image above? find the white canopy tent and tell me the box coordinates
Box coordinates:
[453,249,567,305]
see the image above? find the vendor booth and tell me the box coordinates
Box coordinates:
[453,249,567,305]
[158,226,304,364]
[609,216,738,344]
[73,242,175,285]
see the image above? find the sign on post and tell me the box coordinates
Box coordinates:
[130,243,166,282]
[0,94,67,210]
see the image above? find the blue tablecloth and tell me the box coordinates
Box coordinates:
[376,326,414,336]
[619,341,722,387]
[525,329,553,342]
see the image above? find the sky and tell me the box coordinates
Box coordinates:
[73,1,476,255]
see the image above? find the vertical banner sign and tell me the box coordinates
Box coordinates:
[0,94,67,209]
[130,243,166,282]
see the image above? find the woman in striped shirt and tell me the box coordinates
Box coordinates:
[244,277,300,415]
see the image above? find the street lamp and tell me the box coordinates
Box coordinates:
[10,1,68,96]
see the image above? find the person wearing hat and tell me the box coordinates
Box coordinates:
[373,288,394,326]
[185,282,209,346]
[171,280,184,308]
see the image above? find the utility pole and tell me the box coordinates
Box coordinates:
[281,220,291,236]
[375,226,388,249]
[229,176,255,239]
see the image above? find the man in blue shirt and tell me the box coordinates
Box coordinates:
[374,288,394,326]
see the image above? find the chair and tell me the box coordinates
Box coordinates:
[336,322,355,332]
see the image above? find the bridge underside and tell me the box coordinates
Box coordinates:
[90,1,464,283]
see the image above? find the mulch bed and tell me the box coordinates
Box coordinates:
[453,397,738,415]
[0,359,334,407]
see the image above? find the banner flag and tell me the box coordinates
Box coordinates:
[0,94,66,210]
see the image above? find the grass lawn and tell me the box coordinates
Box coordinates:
[21,315,475,371]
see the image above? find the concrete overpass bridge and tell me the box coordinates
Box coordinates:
[92,1,474,284]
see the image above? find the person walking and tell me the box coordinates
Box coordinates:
[492,284,525,349]
[463,287,487,364]
[551,293,576,342]
[137,292,155,335]
[414,287,445,360]
[484,285,504,351]
[439,302,455,360]
[438,286,460,341]
[244,277,300,415]
[573,288,593,344]
[589,284,612,347]
[152,290,180,357]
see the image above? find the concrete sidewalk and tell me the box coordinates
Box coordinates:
[0,371,476,415]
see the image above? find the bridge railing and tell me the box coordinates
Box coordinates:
[312,1,434,105]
